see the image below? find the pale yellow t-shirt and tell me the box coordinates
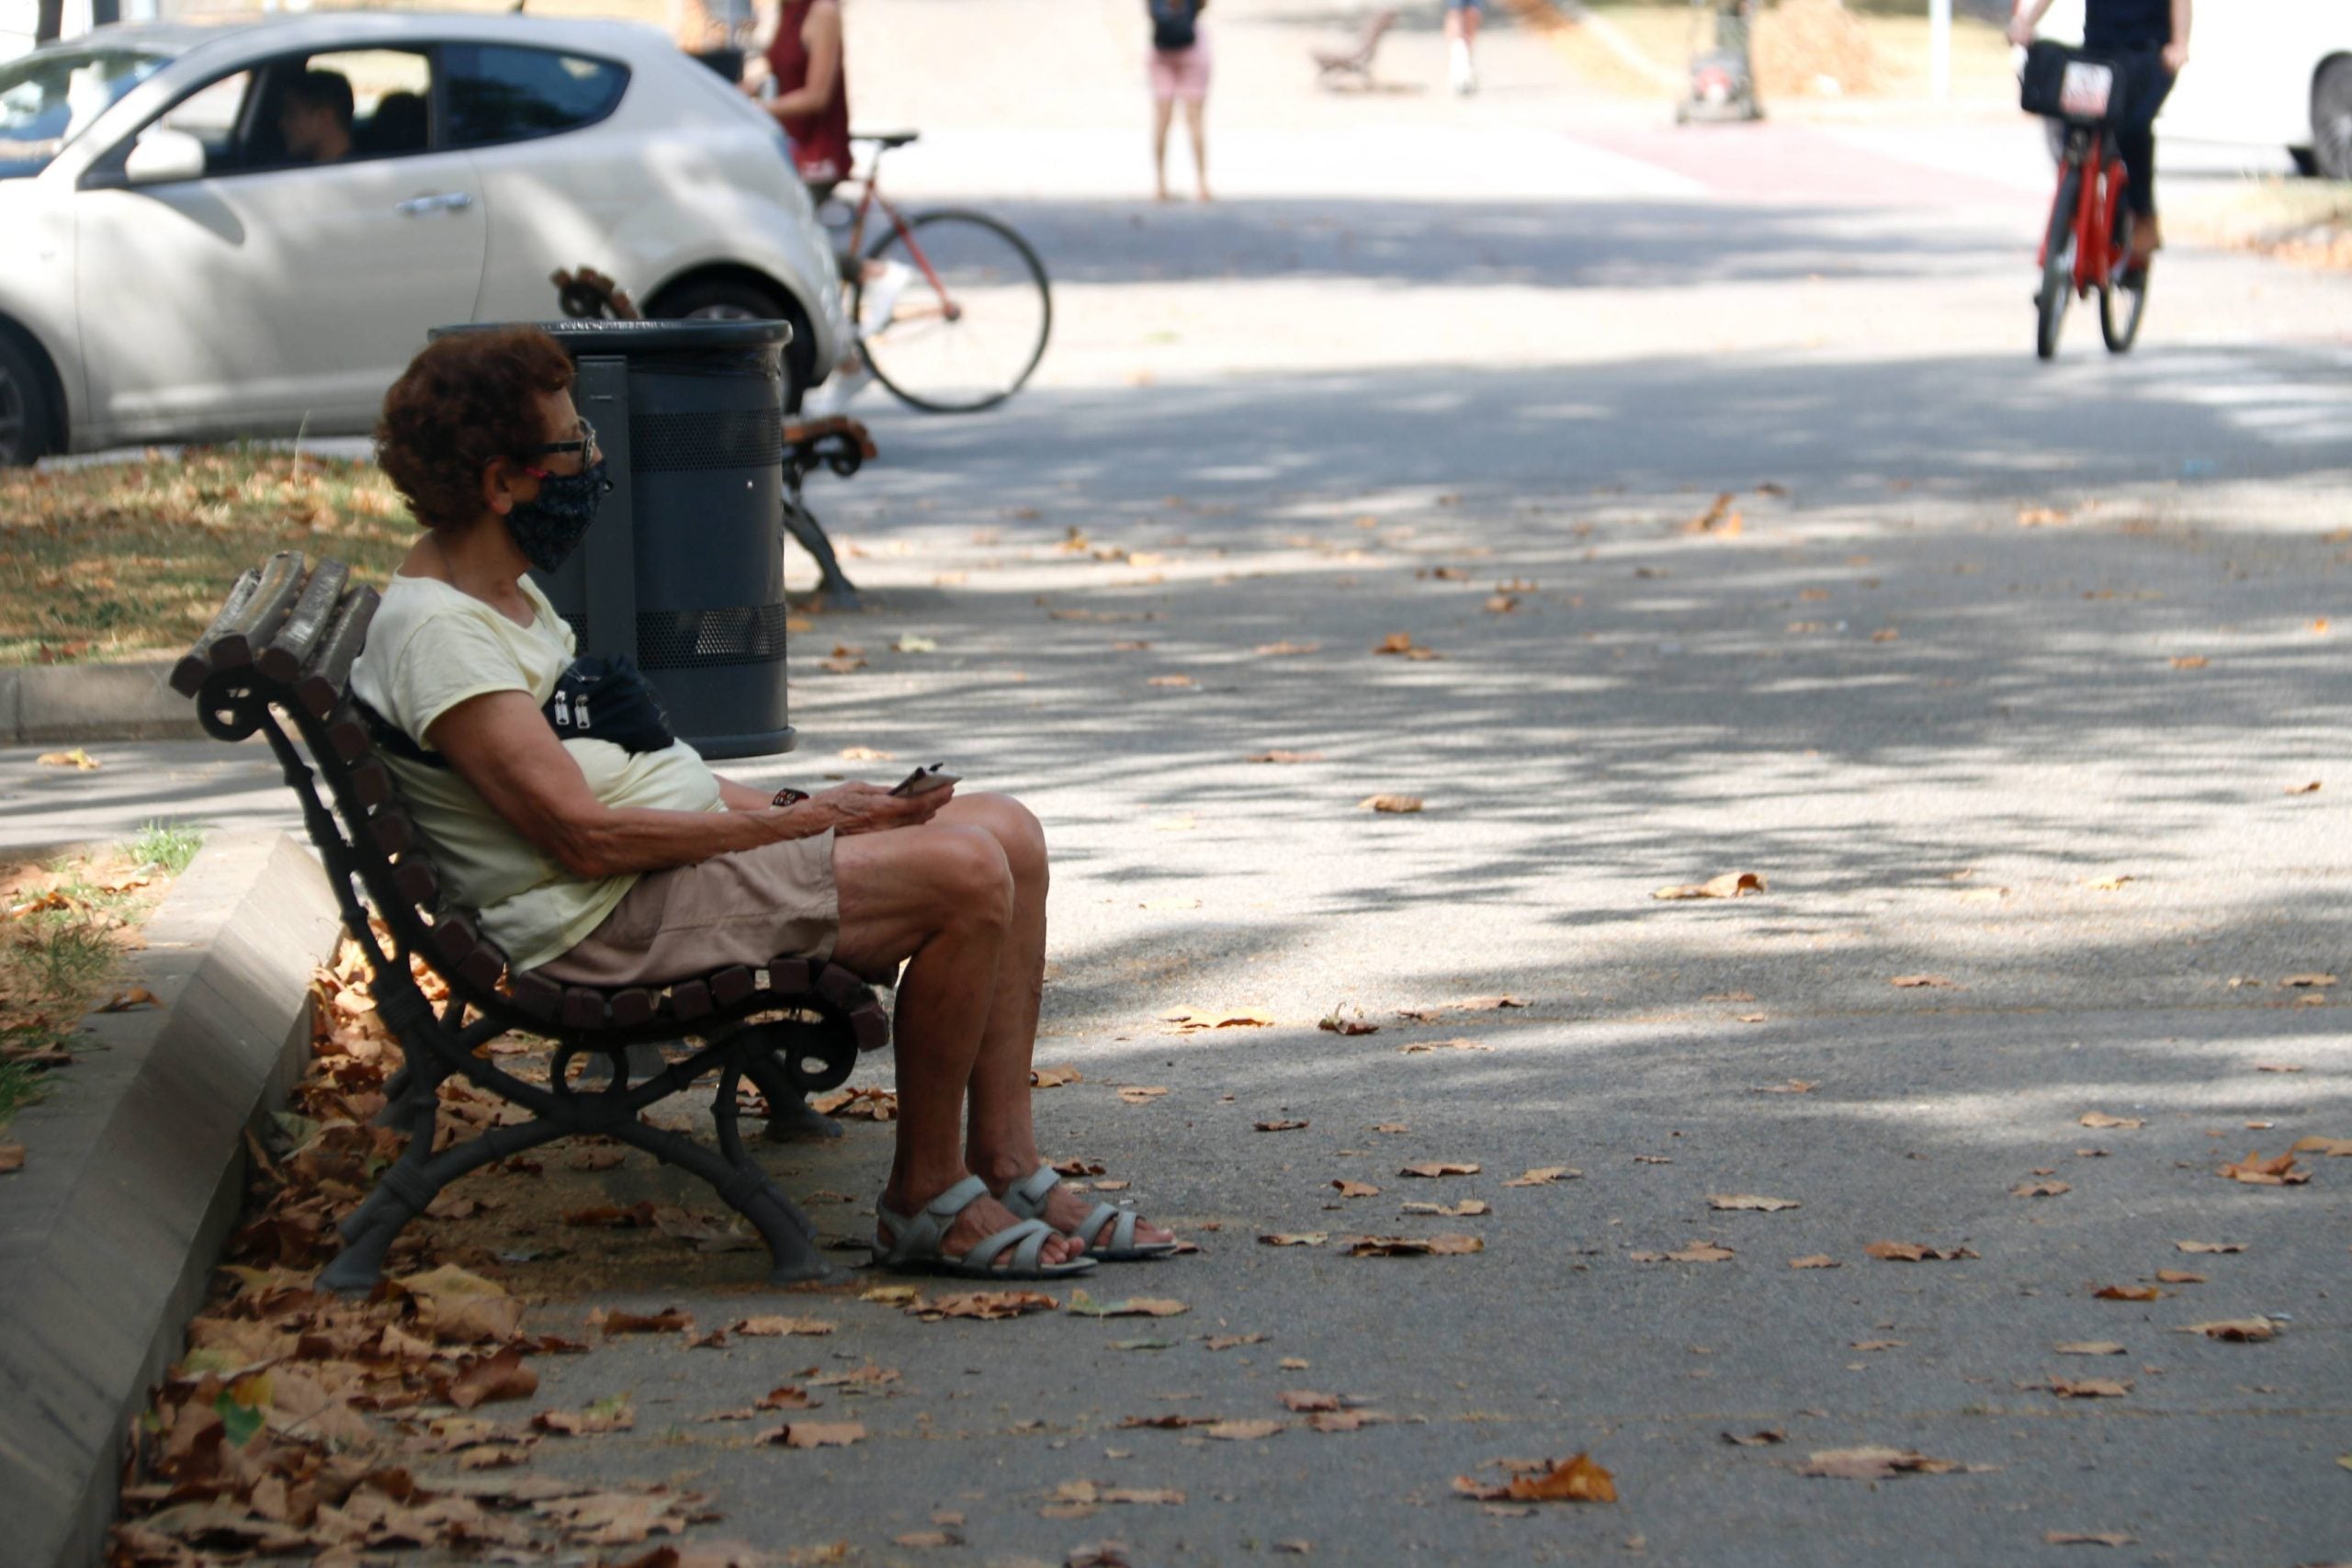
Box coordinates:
[349,573,723,970]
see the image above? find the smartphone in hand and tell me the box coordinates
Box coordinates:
[889,763,959,798]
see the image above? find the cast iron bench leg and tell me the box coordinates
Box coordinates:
[322,1112,574,1293]
[782,493,863,609]
[741,1049,845,1142]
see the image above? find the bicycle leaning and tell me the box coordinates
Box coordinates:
[2020,40,2147,361]
[824,130,1053,413]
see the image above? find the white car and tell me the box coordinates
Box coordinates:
[2032,0,2351,176]
[0,11,847,464]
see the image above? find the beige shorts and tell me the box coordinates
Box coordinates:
[534,829,841,987]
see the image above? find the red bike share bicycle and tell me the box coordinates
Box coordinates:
[2025,44,2146,361]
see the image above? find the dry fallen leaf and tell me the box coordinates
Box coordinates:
[2092,1285,2164,1303]
[1373,633,1441,660]
[1503,1167,1579,1187]
[1259,1233,1329,1247]
[1359,795,1424,814]
[1205,1334,1268,1350]
[1708,1194,1800,1213]
[2054,1342,2126,1356]
[763,1421,865,1450]
[1341,1235,1483,1258]
[919,1291,1059,1322]
[2169,655,2209,670]
[1452,1452,1616,1504]
[1203,1419,1285,1441]
[839,745,894,761]
[2285,780,2322,795]
[730,1316,835,1338]
[1399,1162,1480,1178]
[1247,750,1325,764]
[1031,1066,1082,1089]
[1800,1447,1970,1480]
[1788,1255,1840,1269]
[1399,1201,1490,1218]
[2290,1135,2352,1156]
[1889,975,1956,989]
[1160,1008,1273,1032]
[1116,1087,1170,1105]
[2044,1531,2136,1547]
[1254,641,1320,657]
[1147,674,1195,689]
[1652,872,1767,901]
[2174,1240,2245,1254]
[2279,973,2337,988]
[2012,1181,2072,1198]
[2078,1111,2145,1130]
[2154,1269,2205,1285]
[1330,1180,1381,1198]
[1317,1008,1378,1037]
[1721,1428,1787,1447]
[1396,1038,1491,1055]
[1864,1241,1978,1262]
[36,749,99,770]
[0,1143,24,1175]
[1255,1119,1310,1133]
[96,987,162,1012]
[1067,1292,1188,1319]
[2017,506,2070,527]
[2047,1378,2132,1399]
[2177,1317,2278,1342]
[2217,1150,2310,1186]
[1629,1242,1736,1264]
[1751,1079,1817,1095]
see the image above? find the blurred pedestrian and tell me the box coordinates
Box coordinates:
[1445,0,1481,95]
[757,0,852,193]
[671,0,757,84]
[1148,0,1211,202]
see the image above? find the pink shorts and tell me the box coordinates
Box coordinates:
[1149,39,1211,103]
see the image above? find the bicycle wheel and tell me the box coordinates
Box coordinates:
[857,209,1051,413]
[2036,164,2080,362]
[2099,209,2147,354]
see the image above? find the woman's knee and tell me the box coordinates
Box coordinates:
[926,824,1016,928]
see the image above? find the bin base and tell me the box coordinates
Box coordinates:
[690,725,798,761]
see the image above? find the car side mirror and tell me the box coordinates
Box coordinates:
[121,126,206,185]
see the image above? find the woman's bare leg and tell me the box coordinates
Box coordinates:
[933,795,1174,1252]
[832,820,1082,1268]
[1183,96,1209,201]
[1151,96,1176,200]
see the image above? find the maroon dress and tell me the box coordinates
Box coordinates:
[766,0,852,186]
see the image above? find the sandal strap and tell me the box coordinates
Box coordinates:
[1005,1164,1061,1216]
[876,1174,994,1262]
[1078,1201,1134,1255]
[921,1173,992,1222]
[962,1215,1057,1272]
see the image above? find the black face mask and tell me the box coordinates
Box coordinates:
[504,457,613,573]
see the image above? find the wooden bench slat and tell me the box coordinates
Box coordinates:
[609,988,656,1027]
[322,702,371,762]
[170,564,264,695]
[368,807,417,857]
[667,978,711,1021]
[203,549,307,676]
[710,965,756,1008]
[256,558,350,683]
[390,856,438,908]
[347,758,394,810]
[294,584,380,719]
[766,957,811,998]
[458,939,506,992]
[509,970,562,1021]
[561,987,607,1029]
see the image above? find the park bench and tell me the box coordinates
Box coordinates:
[1312,7,1398,89]
[172,551,891,1292]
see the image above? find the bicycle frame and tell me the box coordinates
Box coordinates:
[833,148,963,327]
[2039,124,2130,299]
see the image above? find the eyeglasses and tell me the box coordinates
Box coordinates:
[533,418,597,458]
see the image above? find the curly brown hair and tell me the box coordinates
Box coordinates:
[376,328,575,530]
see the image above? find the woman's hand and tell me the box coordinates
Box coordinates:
[2161,39,2188,73]
[800,780,955,837]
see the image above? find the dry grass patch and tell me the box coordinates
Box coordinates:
[0,449,413,665]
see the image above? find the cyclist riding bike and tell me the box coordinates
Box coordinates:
[2008,0,2190,274]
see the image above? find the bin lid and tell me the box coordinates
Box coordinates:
[430,319,792,355]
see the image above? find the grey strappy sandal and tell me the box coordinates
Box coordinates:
[874,1174,1097,1280]
[1003,1165,1181,1263]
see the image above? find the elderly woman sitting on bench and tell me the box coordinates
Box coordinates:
[351,327,1176,1280]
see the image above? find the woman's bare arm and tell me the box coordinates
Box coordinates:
[766,0,842,120]
[428,690,941,878]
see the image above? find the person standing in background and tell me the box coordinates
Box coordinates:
[758,0,852,193]
[671,0,757,83]
[1445,0,1481,96]
[1148,0,1210,203]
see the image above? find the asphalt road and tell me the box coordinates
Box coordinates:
[10,8,2352,1563]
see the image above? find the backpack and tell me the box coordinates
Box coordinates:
[1148,0,1197,51]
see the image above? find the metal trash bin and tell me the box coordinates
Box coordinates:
[432,318,797,759]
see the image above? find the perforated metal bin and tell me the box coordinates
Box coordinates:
[432,319,797,759]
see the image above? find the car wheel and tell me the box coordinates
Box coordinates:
[2290,147,2320,177]
[647,276,813,413]
[2316,58,2352,181]
[0,332,54,468]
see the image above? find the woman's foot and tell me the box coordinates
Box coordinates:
[1013,1175,1178,1256]
[878,1179,1087,1271]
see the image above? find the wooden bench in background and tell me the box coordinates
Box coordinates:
[173,551,891,1291]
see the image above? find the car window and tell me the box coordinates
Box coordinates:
[444,43,627,150]
[236,47,435,170]
[0,46,167,179]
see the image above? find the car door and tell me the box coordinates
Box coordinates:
[73,44,487,442]
[438,39,635,324]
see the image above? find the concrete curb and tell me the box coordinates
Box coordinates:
[0,659,202,746]
[0,830,342,1568]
